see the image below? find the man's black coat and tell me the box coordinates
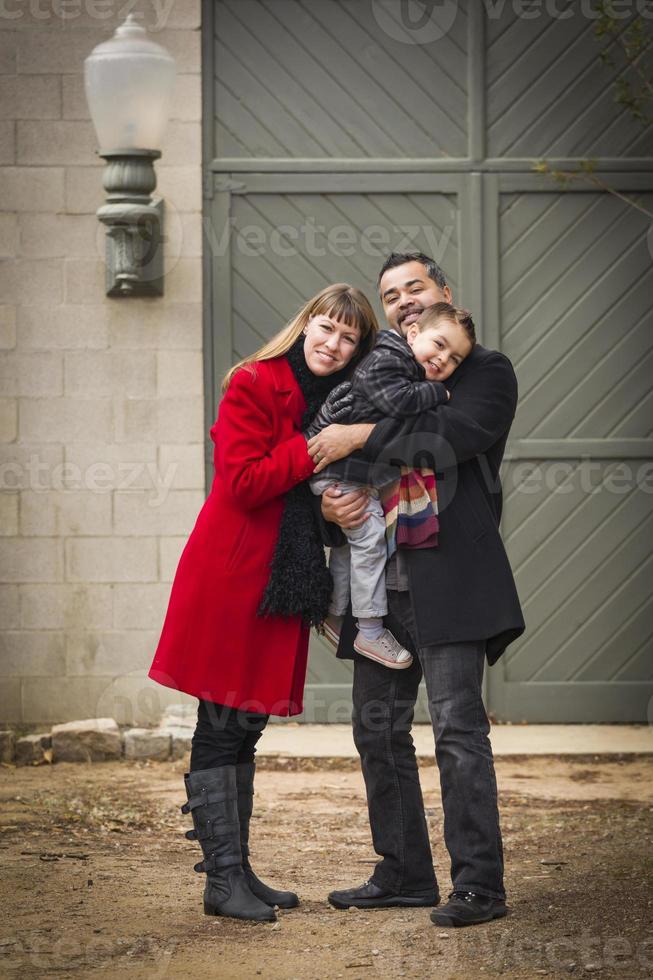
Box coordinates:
[322,343,526,664]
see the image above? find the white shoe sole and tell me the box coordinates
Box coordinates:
[353,641,413,670]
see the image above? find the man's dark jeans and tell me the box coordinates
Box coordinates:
[352,590,505,900]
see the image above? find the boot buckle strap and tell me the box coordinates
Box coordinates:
[192,816,235,843]
[193,851,241,874]
[181,787,234,814]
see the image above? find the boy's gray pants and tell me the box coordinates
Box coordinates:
[310,477,388,619]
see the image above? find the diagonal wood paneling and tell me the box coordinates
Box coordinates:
[501,192,653,440]
[487,6,653,158]
[502,461,653,684]
[214,0,467,159]
[499,182,653,700]
[229,191,459,360]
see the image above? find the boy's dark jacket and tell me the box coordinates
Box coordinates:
[308,329,449,487]
[316,340,526,664]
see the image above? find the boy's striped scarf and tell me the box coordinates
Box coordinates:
[381,468,439,559]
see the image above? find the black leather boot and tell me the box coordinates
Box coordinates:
[235,762,299,909]
[182,766,276,922]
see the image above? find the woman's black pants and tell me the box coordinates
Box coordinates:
[190,700,270,771]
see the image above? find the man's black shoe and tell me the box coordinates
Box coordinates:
[328,879,439,910]
[430,890,508,927]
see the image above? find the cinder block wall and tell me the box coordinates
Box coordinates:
[0,1,204,726]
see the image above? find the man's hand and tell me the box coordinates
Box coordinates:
[321,484,371,529]
[308,423,375,474]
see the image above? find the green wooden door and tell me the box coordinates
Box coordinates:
[203,0,653,721]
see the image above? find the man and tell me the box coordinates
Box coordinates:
[308,252,525,927]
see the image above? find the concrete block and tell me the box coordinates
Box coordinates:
[159,444,205,490]
[161,257,202,304]
[0,306,16,349]
[113,398,158,444]
[0,631,66,676]
[0,121,15,163]
[19,584,113,630]
[19,398,113,444]
[20,489,112,535]
[0,259,63,306]
[63,259,105,304]
[15,732,51,766]
[0,167,65,212]
[0,352,63,396]
[63,441,157,492]
[92,673,196,727]
[0,75,61,120]
[157,396,203,443]
[168,726,193,761]
[159,536,186,582]
[17,31,107,75]
[65,629,158,677]
[159,121,201,167]
[0,34,16,74]
[64,166,103,215]
[18,214,98,259]
[0,442,64,489]
[156,167,202,214]
[169,73,201,121]
[51,717,121,762]
[0,729,15,763]
[161,701,196,727]
[61,73,89,120]
[0,537,64,582]
[113,583,170,630]
[64,351,156,398]
[0,396,17,441]
[0,492,18,535]
[164,211,202,260]
[20,676,112,725]
[155,29,200,73]
[0,678,21,724]
[113,489,203,536]
[106,300,202,350]
[155,0,201,30]
[123,727,171,761]
[17,305,108,350]
[0,214,19,258]
[0,584,19,628]
[65,536,157,583]
[157,351,203,397]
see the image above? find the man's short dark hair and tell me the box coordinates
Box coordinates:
[377,252,447,291]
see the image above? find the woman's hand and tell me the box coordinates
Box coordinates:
[321,484,371,529]
[308,423,375,474]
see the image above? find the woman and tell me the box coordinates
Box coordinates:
[149,284,378,923]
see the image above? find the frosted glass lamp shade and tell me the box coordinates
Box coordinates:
[84,15,176,152]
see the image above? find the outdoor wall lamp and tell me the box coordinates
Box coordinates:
[84,15,176,297]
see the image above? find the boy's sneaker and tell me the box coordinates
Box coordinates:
[320,614,343,650]
[353,629,413,669]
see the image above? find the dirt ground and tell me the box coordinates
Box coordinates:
[1,755,652,980]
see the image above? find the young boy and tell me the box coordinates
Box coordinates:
[308,302,476,669]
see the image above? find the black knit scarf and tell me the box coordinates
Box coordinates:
[257,336,349,627]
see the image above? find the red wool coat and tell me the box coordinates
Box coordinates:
[148,356,317,716]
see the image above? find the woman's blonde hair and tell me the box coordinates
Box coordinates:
[222,283,379,392]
